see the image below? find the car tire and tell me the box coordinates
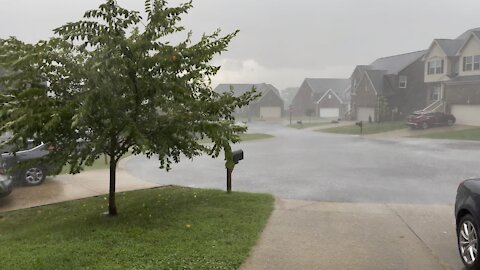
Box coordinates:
[458,214,480,270]
[0,190,12,198]
[22,166,46,186]
[422,122,429,129]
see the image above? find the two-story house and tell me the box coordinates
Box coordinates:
[291,78,351,119]
[423,28,480,126]
[351,51,428,121]
[214,83,284,120]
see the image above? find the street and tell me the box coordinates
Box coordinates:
[124,122,480,205]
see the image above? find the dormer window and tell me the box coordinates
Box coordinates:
[399,75,407,88]
[463,55,480,72]
[427,59,444,75]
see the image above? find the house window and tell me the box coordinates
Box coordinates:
[399,75,407,88]
[353,79,357,89]
[427,59,444,75]
[328,94,332,99]
[431,85,441,101]
[463,55,480,71]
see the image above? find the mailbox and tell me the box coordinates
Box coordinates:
[232,149,244,164]
[355,121,363,127]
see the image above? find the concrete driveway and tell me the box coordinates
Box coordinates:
[0,163,158,213]
[124,122,480,269]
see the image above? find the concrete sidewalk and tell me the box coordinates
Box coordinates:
[0,163,159,212]
[241,199,463,270]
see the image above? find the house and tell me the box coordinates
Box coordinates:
[423,28,480,126]
[214,83,284,119]
[350,50,427,121]
[291,78,351,119]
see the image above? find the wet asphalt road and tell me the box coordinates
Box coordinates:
[124,122,480,205]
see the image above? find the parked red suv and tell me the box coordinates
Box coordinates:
[407,111,456,129]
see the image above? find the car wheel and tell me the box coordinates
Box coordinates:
[23,166,46,186]
[0,190,12,198]
[458,214,480,269]
[422,122,429,129]
[448,119,454,126]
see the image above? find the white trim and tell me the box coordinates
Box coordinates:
[364,72,379,95]
[456,32,480,56]
[399,75,407,88]
[316,89,342,104]
[255,84,283,104]
[423,40,448,61]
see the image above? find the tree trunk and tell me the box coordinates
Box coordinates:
[108,158,118,216]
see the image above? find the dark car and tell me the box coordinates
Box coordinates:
[0,174,13,198]
[0,143,60,186]
[455,178,480,269]
[407,111,456,129]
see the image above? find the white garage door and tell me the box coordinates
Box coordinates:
[357,107,375,122]
[319,108,339,118]
[451,105,480,126]
[260,106,281,119]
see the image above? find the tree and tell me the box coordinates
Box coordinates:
[0,0,259,216]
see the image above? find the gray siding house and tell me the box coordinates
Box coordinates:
[350,50,428,121]
[214,83,284,120]
[291,78,351,119]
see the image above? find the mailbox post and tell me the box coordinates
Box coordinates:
[227,149,244,193]
[355,121,363,135]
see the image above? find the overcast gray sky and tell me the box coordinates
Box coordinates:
[1,0,479,89]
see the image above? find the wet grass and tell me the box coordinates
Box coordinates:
[319,121,406,135]
[0,186,274,269]
[239,133,274,141]
[413,127,480,141]
[198,133,274,144]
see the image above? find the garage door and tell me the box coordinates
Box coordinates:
[357,107,375,122]
[260,106,281,119]
[451,105,480,126]
[319,108,339,118]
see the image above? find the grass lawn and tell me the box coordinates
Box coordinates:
[287,121,331,129]
[239,133,274,141]
[59,152,133,175]
[198,133,274,144]
[413,127,480,141]
[0,186,274,269]
[319,121,406,135]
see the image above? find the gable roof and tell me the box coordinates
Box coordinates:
[435,39,465,56]
[364,70,387,95]
[316,88,343,104]
[304,78,350,95]
[213,83,282,101]
[369,50,426,74]
[456,31,480,55]
[457,27,480,40]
